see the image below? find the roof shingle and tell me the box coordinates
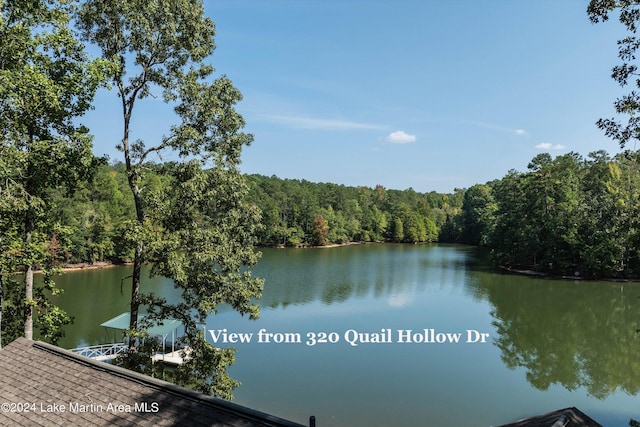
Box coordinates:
[0,338,307,427]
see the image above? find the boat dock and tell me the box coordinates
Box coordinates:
[150,346,191,365]
[70,312,189,365]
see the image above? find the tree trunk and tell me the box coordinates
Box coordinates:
[122,97,145,351]
[127,186,144,351]
[128,241,142,350]
[124,176,144,350]
[24,226,33,340]
[24,153,35,341]
[123,122,144,350]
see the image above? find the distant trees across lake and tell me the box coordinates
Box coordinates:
[48,149,640,279]
[445,150,640,279]
[50,161,460,263]
[244,174,449,247]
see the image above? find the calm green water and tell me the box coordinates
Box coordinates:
[49,244,640,426]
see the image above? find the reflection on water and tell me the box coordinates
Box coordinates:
[387,291,413,308]
[47,243,640,426]
[254,244,474,309]
[474,272,640,399]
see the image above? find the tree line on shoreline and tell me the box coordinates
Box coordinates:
[46,160,460,260]
[47,148,640,280]
[445,150,640,279]
[2,0,640,404]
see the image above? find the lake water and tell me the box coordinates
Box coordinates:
[49,244,640,426]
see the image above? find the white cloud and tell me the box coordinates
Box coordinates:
[260,114,387,131]
[535,142,566,150]
[384,130,416,144]
[466,121,526,135]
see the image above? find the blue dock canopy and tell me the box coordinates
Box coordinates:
[100,312,183,338]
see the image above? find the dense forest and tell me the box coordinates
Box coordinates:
[43,149,640,280]
[245,174,456,247]
[445,150,640,279]
[46,160,461,261]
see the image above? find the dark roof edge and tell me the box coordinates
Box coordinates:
[496,406,603,427]
[29,339,306,427]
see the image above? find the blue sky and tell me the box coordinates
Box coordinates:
[84,1,628,193]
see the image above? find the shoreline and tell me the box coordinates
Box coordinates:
[34,261,130,274]
[266,240,404,249]
[46,246,636,279]
[306,241,371,249]
[43,244,640,282]
[38,242,370,273]
[498,265,640,283]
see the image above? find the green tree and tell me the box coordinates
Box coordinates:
[578,151,631,277]
[403,212,426,243]
[588,1,640,149]
[460,184,496,246]
[491,154,584,273]
[424,216,439,242]
[490,170,531,268]
[391,217,404,242]
[78,0,263,397]
[519,153,582,273]
[146,161,263,398]
[0,0,107,343]
[364,205,388,242]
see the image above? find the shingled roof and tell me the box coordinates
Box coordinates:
[0,338,307,427]
[496,406,603,427]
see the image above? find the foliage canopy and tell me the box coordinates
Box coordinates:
[77,0,262,398]
[0,0,108,346]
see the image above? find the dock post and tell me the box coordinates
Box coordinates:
[309,415,316,427]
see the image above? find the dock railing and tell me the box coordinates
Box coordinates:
[70,343,128,361]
